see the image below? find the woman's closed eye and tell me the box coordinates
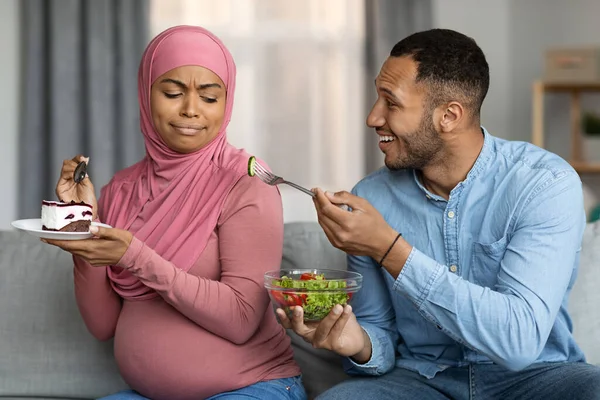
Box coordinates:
[164,92,182,99]
[163,92,217,103]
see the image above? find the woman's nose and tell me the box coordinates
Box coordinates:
[180,94,200,118]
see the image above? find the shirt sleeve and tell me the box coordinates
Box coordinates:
[72,219,123,340]
[116,175,284,345]
[394,171,585,371]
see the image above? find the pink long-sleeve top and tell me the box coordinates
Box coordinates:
[73,175,300,399]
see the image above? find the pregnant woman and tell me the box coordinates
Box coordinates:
[44,25,306,400]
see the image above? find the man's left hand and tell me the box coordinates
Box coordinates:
[43,225,133,266]
[312,188,398,260]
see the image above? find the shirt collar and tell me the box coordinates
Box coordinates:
[412,126,493,199]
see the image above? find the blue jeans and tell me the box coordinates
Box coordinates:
[317,362,600,400]
[98,376,307,400]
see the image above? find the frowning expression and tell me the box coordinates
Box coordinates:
[150,65,226,154]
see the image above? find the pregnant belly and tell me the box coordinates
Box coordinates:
[114,298,273,400]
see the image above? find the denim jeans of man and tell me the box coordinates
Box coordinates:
[98,376,307,400]
[317,362,600,400]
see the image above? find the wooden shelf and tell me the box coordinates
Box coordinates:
[532,79,600,174]
[538,81,600,92]
[570,161,600,174]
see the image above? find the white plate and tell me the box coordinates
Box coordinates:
[11,218,112,241]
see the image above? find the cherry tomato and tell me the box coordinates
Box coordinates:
[300,273,317,281]
[270,291,287,306]
[270,290,304,307]
[283,292,304,306]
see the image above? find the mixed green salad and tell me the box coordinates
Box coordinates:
[269,272,353,321]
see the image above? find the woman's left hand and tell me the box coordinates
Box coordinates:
[43,225,133,266]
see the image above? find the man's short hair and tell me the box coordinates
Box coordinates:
[390,29,490,117]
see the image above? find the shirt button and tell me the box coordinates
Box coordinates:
[449,265,457,273]
[426,194,431,199]
[447,211,455,218]
[436,325,442,330]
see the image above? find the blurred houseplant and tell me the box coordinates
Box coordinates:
[583,111,600,163]
[583,111,600,136]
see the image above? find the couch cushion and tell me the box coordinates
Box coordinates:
[282,222,349,399]
[282,221,347,272]
[569,221,600,365]
[0,230,129,399]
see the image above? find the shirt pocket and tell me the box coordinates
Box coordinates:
[471,235,509,288]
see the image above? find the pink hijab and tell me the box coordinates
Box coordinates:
[99,25,250,300]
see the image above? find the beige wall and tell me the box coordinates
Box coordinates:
[434,0,600,198]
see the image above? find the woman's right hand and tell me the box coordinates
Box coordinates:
[56,155,98,219]
[276,304,371,361]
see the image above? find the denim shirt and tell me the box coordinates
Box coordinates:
[344,128,587,378]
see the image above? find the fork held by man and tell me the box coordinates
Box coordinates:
[251,158,316,197]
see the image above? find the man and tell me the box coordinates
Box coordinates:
[278,29,600,399]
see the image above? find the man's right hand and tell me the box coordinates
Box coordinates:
[56,155,98,219]
[276,304,372,362]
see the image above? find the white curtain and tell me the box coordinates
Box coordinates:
[149,0,366,222]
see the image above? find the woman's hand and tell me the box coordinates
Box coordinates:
[43,225,133,266]
[56,155,98,219]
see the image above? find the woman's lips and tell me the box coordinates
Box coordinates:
[171,123,204,136]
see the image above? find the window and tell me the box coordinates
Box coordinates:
[150,0,366,221]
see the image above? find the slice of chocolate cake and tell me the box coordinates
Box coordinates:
[41,200,93,232]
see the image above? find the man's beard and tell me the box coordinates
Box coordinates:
[385,113,444,171]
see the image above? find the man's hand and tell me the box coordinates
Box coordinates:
[56,155,98,219]
[276,304,372,362]
[312,188,398,260]
[43,225,133,266]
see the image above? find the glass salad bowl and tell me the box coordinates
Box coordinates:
[264,269,363,322]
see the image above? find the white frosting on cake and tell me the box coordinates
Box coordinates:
[41,201,93,230]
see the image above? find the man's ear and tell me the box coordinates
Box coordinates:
[438,102,464,133]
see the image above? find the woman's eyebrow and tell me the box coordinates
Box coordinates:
[160,78,222,90]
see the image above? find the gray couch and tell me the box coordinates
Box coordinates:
[1,221,599,399]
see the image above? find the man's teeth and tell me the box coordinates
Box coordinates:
[379,136,395,142]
